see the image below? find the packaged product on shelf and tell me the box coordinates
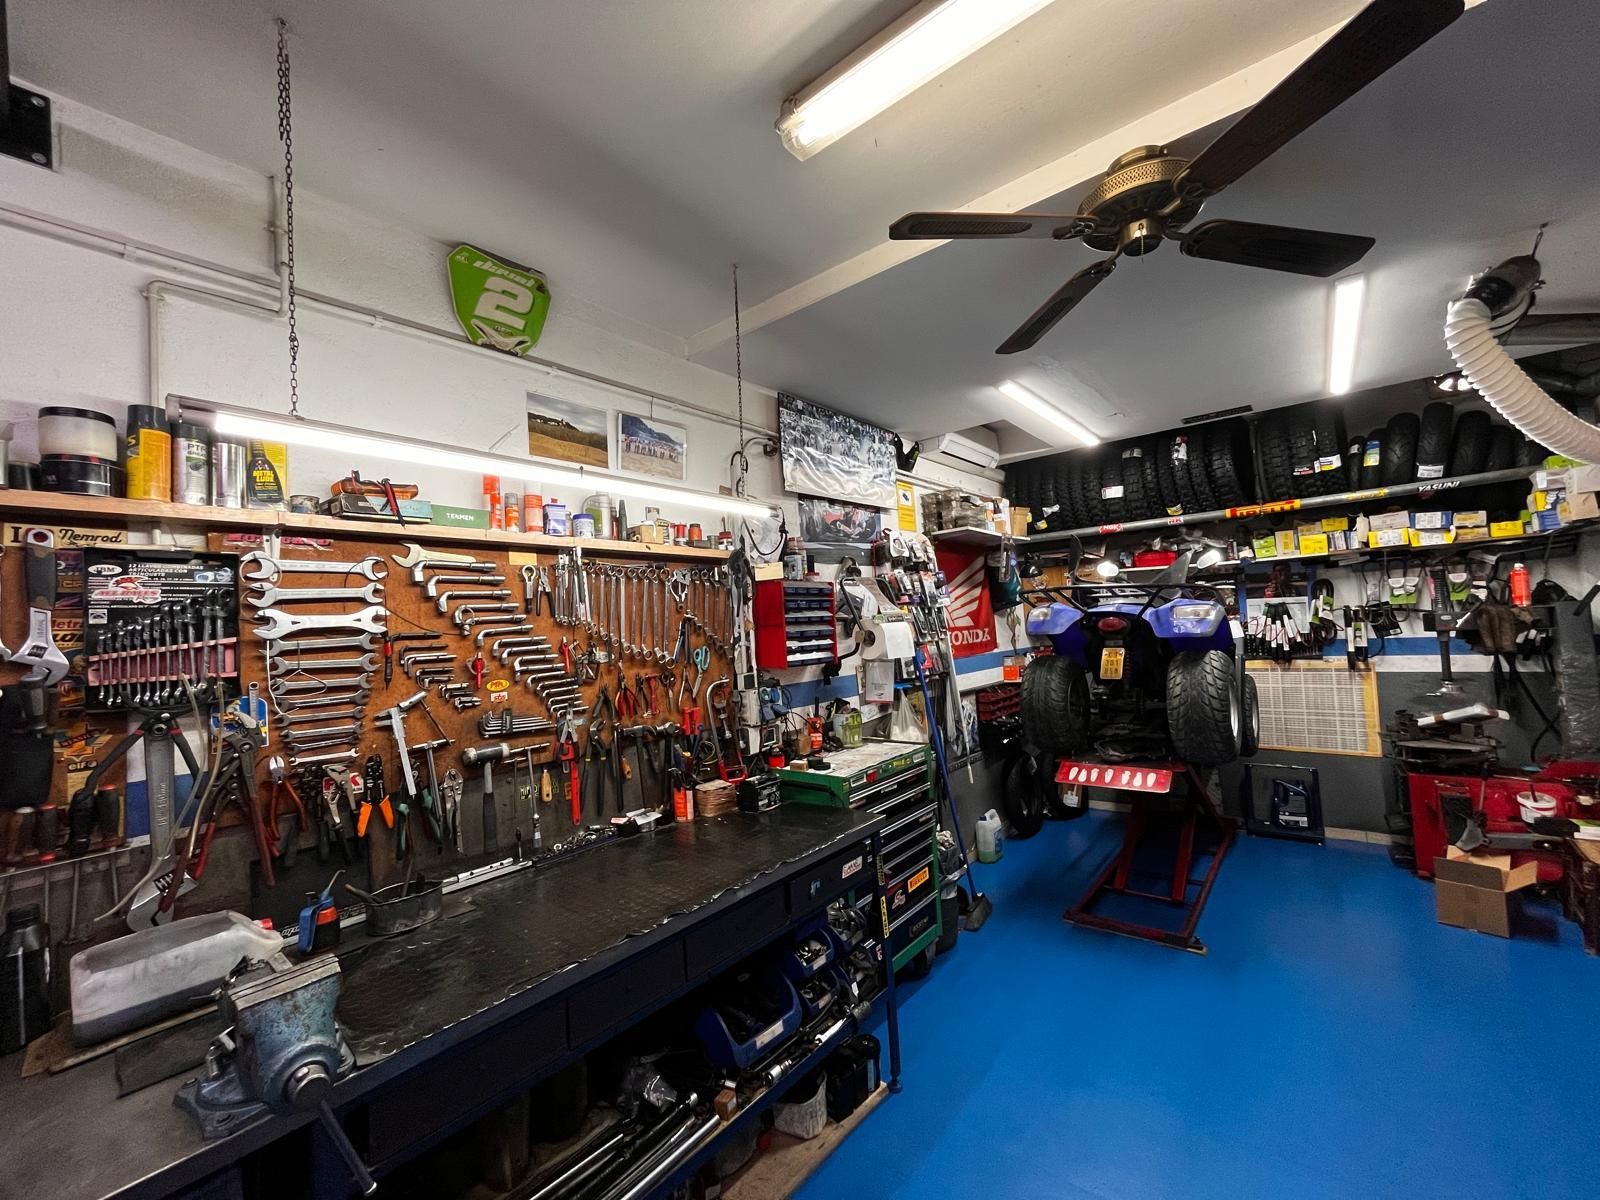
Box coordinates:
[244,440,288,508]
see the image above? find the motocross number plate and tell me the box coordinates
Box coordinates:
[1099,646,1125,680]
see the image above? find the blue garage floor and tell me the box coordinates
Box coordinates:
[797,813,1596,1200]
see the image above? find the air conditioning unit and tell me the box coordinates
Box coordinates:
[917,429,999,470]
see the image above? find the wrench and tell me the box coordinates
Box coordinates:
[451,602,519,627]
[268,652,382,675]
[12,529,69,686]
[289,748,358,768]
[425,573,506,599]
[435,588,512,614]
[275,690,372,710]
[264,633,382,654]
[392,541,479,569]
[270,674,375,695]
[520,564,538,613]
[277,705,365,726]
[239,552,387,582]
[247,581,384,608]
[254,605,387,640]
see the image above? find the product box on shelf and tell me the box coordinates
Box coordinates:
[1368,510,1410,532]
[1411,510,1452,530]
[1489,518,1528,538]
[1251,532,1278,560]
[1009,507,1031,537]
[1452,509,1488,528]
[1561,492,1600,522]
[1274,530,1297,556]
[1369,527,1407,548]
[1298,532,1329,555]
[1407,527,1455,547]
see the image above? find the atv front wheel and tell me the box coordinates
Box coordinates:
[1021,655,1090,753]
[1001,750,1051,838]
[1166,650,1240,766]
[1240,674,1260,757]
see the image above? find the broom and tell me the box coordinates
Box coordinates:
[914,653,992,931]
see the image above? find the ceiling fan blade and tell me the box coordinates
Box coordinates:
[889,211,1095,241]
[996,258,1117,355]
[1181,0,1463,197]
[1178,220,1375,277]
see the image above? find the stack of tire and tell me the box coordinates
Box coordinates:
[1004,418,1255,532]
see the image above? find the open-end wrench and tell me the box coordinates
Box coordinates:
[268,652,381,675]
[247,581,384,608]
[391,541,478,570]
[425,573,506,599]
[267,633,382,655]
[282,724,361,748]
[239,552,388,582]
[254,605,388,640]
[289,748,358,768]
[12,529,69,686]
[278,705,365,726]
[275,690,372,711]
[270,673,374,696]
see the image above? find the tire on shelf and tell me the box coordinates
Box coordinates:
[1007,461,1034,511]
[1287,418,1323,499]
[1309,405,1349,496]
[1515,434,1550,468]
[1240,674,1260,757]
[1153,433,1188,514]
[1020,655,1091,753]
[1117,444,1149,523]
[1002,750,1049,838]
[1415,402,1454,481]
[1449,410,1491,476]
[1183,424,1219,512]
[1381,411,1420,485]
[1204,420,1255,507]
[1098,448,1128,527]
[1257,415,1296,501]
[1076,451,1105,530]
[1358,428,1384,490]
[1166,650,1240,767]
[1050,458,1080,530]
[1138,438,1163,520]
[1034,457,1059,527]
[1483,425,1519,472]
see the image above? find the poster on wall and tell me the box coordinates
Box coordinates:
[618,412,687,481]
[936,545,998,658]
[777,392,897,509]
[448,244,551,356]
[527,392,610,467]
[798,497,882,546]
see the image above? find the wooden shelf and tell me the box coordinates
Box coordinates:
[0,490,730,561]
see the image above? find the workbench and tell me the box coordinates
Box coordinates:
[0,805,896,1200]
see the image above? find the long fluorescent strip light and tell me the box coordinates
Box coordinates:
[1327,274,1366,396]
[996,380,1099,446]
[184,401,776,520]
[776,0,1056,160]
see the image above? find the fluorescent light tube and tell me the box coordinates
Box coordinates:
[996,380,1099,446]
[776,0,1056,160]
[186,400,776,520]
[1327,274,1366,396]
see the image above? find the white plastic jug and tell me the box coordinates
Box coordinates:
[975,809,1004,864]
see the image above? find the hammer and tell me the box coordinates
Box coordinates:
[461,742,550,854]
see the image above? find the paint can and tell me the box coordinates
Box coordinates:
[210,441,247,508]
[122,405,172,501]
[170,421,211,505]
[571,512,596,539]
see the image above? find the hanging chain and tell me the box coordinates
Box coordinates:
[732,263,747,496]
[276,20,301,418]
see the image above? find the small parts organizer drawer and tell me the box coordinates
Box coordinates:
[753,579,837,669]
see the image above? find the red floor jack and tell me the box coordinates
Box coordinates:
[1058,758,1237,954]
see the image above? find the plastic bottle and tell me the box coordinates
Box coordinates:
[975,810,1005,864]
[1509,562,1531,607]
[1,905,52,1055]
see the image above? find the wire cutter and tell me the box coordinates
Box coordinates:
[355,754,394,837]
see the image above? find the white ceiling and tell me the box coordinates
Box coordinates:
[14,0,1600,451]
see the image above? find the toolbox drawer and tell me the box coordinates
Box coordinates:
[567,939,686,1046]
[787,840,874,914]
[868,778,933,826]
[884,852,936,921]
[684,887,788,977]
[889,892,939,953]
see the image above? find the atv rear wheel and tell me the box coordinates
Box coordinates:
[1240,674,1260,757]
[1021,655,1090,753]
[1166,650,1240,766]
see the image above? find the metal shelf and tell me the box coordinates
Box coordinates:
[929,525,1027,547]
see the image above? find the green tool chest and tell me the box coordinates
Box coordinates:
[777,740,941,972]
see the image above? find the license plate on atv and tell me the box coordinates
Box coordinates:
[1099,646,1125,680]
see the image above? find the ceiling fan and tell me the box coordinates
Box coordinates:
[888,0,1465,355]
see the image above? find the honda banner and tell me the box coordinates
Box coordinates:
[936,546,997,658]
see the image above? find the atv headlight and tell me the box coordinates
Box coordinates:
[1167,602,1224,636]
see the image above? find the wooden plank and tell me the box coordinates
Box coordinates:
[723,1085,888,1200]
[0,491,729,562]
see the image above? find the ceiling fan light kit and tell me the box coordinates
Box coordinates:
[888,0,1464,354]
[997,379,1099,447]
[775,0,1056,160]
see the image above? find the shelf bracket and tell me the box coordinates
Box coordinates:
[0,0,52,169]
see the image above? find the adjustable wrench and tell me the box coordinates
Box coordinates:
[12,529,69,686]
[254,605,388,640]
[247,581,384,608]
[239,552,387,582]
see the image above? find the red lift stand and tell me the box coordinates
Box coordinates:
[1057,759,1237,954]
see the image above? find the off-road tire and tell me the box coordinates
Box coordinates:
[1049,459,1079,529]
[1021,655,1090,753]
[1098,448,1128,527]
[1154,434,1188,514]
[1076,452,1104,529]
[1450,410,1491,477]
[1309,406,1348,496]
[1515,435,1550,468]
[1204,421,1254,507]
[1358,428,1384,489]
[1002,750,1050,838]
[1257,416,1295,501]
[1415,402,1454,480]
[1381,412,1420,485]
[1483,426,1518,472]
[1166,650,1240,767]
[1118,445,1150,523]
[1287,419,1322,499]
[1183,425,1219,511]
[1240,674,1260,757]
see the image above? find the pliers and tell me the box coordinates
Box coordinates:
[266,754,309,869]
[557,714,582,826]
[356,755,394,837]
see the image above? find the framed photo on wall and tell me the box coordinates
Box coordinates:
[617,411,687,482]
[527,392,611,468]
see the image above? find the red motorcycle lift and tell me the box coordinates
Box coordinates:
[1057,758,1236,954]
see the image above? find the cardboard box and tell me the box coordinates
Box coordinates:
[1407,527,1455,547]
[1412,510,1452,530]
[1251,532,1278,560]
[1319,516,1351,533]
[1565,463,1600,493]
[1453,509,1488,528]
[1368,527,1407,548]
[1490,519,1527,538]
[1455,525,1490,542]
[1531,507,1565,532]
[1274,530,1298,556]
[1298,532,1329,556]
[1010,507,1032,537]
[1560,492,1600,522]
[1433,848,1537,938]
[1369,510,1410,532]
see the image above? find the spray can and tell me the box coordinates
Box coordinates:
[170,421,210,505]
[1510,562,1532,607]
[523,493,543,532]
[123,405,172,501]
[504,491,521,532]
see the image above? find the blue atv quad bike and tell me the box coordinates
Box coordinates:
[1021,552,1259,767]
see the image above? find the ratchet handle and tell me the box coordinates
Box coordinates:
[24,530,56,610]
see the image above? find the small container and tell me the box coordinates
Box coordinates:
[975,809,1004,864]
[783,550,806,580]
[543,500,568,536]
[123,404,171,501]
[0,421,13,488]
[1510,562,1531,607]
[38,406,117,460]
[716,530,734,550]
[503,491,521,532]
[170,421,210,505]
[210,440,247,507]
[688,522,703,543]
[288,494,319,514]
[1,904,52,1056]
[523,493,542,531]
[571,512,596,539]
[6,462,37,490]
[583,493,613,537]
[39,454,122,497]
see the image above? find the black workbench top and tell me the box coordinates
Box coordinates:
[0,806,883,1200]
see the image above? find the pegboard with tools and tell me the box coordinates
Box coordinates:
[234,533,740,889]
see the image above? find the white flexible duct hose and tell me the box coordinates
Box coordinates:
[1445,296,1600,464]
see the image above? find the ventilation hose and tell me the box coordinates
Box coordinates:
[1444,254,1600,464]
